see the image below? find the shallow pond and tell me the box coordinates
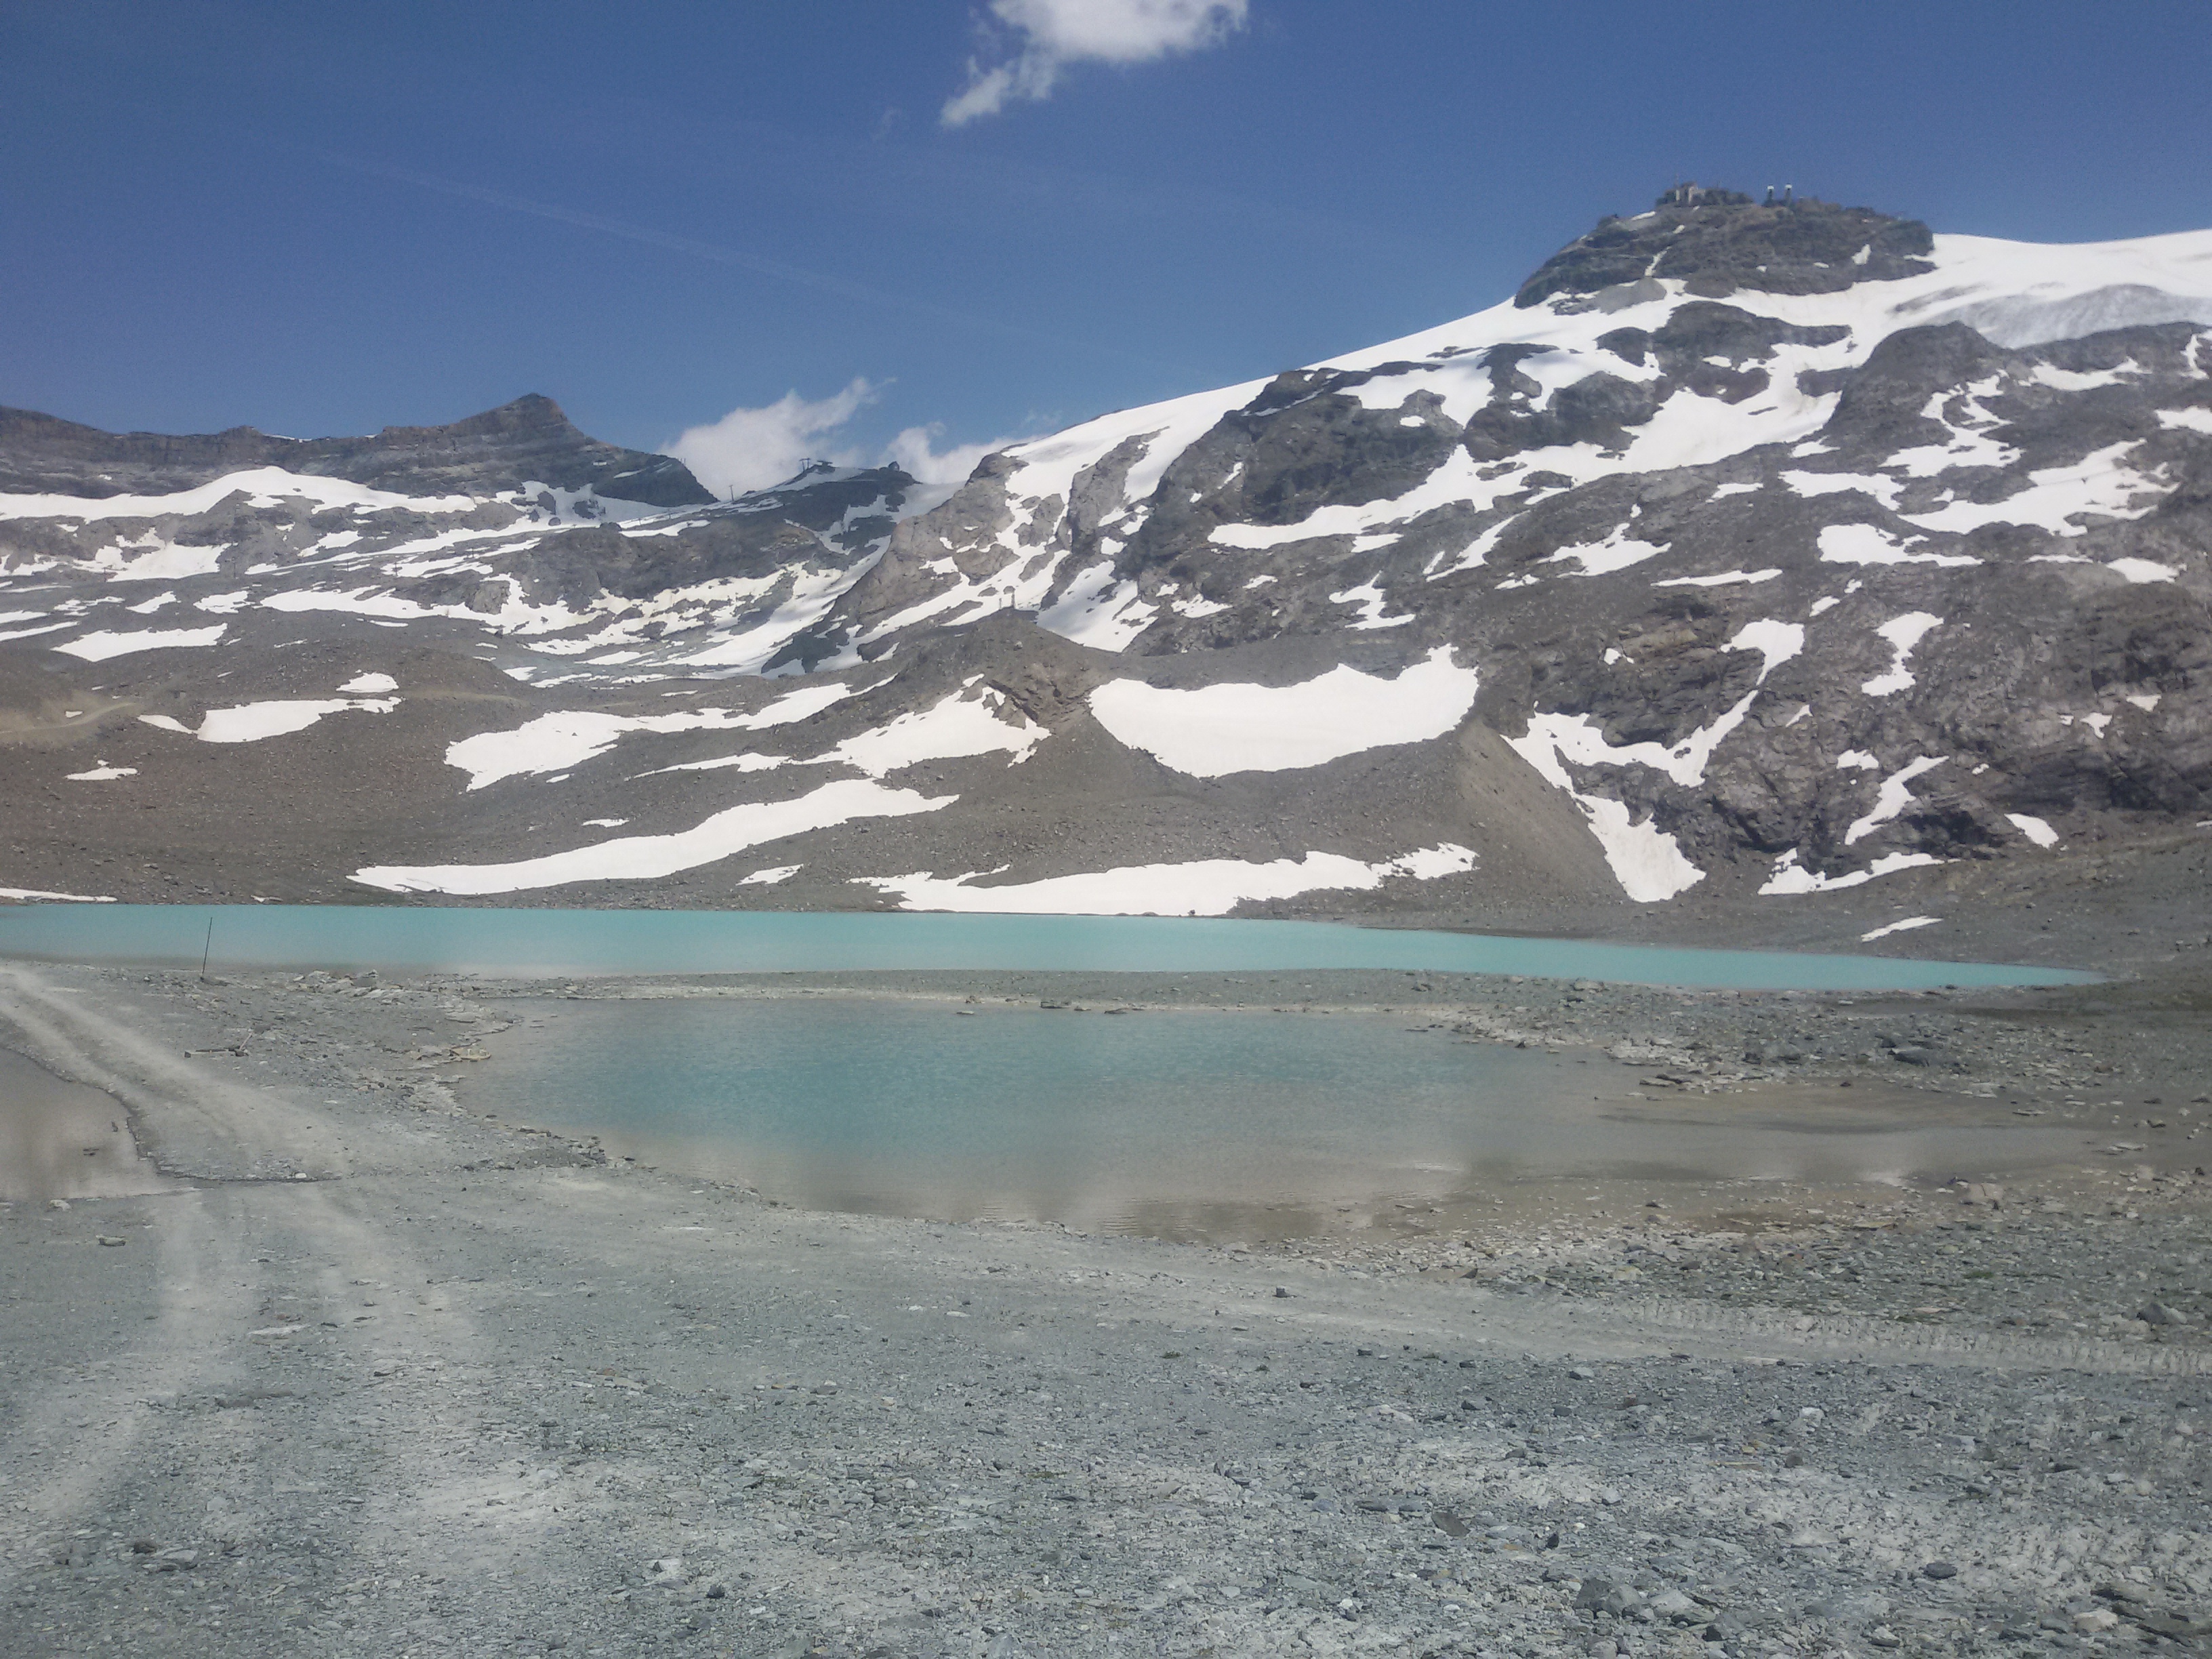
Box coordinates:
[467,998,2090,1237]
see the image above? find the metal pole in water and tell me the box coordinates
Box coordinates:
[201,916,213,981]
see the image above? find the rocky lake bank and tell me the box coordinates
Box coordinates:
[1,951,2208,1658]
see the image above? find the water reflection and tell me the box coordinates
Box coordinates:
[0,1048,163,1202]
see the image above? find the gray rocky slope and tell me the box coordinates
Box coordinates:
[2,190,2210,935]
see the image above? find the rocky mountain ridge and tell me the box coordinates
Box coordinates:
[0,394,712,508]
[2,191,2209,939]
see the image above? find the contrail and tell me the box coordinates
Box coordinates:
[314,150,1158,365]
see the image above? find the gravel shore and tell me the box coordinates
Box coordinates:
[2,958,2209,1659]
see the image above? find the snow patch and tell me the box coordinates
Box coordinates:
[353,779,955,895]
[1087,647,1479,777]
[1862,613,1942,697]
[637,752,791,779]
[55,626,228,662]
[0,467,479,523]
[1547,527,1665,577]
[857,844,1477,917]
[1727,619,1805,682]
[1845,756,1947,844]
[1326,578,1415,630]
[194,698,400,744]
[445,682,854,790]
[1501,703,1740,902]
[1759,849,1942,895]
[1860,916,1939,942]
[2006,813,2060,848]
[1783,470,1904,509]
[813,687,1044,777]
[1651,568,1781,588]
[1033,559,1158,652]
[1816,524,1979,569]
[1899,441,2166,537]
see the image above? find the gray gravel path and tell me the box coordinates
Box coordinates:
[1,962,2208,1658]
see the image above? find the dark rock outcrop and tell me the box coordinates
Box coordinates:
[1515,190,1936,309]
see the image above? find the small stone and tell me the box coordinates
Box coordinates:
[1273,1287,1292,1298]
[2074,1607,2121,1633]
[1867,1625,1902,1650]
[1921,1561,1957,1580]
[1648,1588,1695,1620]
[1574,1576,1643,1617]
[1568,1366,1596,1380]
[96,1235,127,1247]
[2139,1303,2185,1326]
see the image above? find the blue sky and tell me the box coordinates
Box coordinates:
[6,1,2210,494]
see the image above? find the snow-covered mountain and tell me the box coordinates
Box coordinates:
[3,190,2209,924]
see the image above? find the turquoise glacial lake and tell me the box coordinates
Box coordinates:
[0,904,2093,990]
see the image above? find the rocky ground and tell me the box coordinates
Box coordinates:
[1,952,2209,1659]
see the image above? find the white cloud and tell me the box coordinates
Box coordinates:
[942,0,1248,126]
[664,377,878,497]
[666,382,1016,508]
[883,424,1006,487]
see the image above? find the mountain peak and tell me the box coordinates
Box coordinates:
[424,393,579,441]
[1515,186,1936,310]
